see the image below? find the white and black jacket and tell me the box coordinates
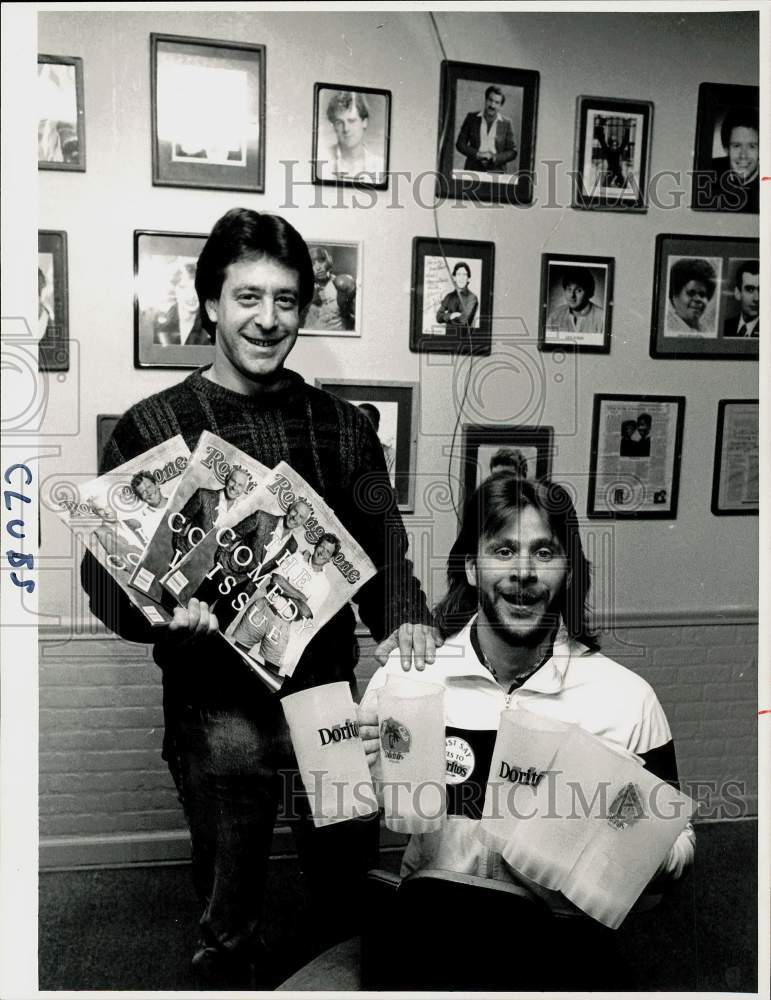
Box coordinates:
[360,617,695,917]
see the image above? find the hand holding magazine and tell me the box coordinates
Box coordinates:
[50,435,191,626]
[162,462,376,691]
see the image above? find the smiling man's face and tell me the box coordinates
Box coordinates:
[206,255,301,384]
[466,504,567,645]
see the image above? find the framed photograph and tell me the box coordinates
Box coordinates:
[461,424,553,512]
[315,379,418,512]
[588,394,685,519]
[312,84,390,189]
[97,414,120,467]
[692,83,759,214]
[38,54,85,171]
[650,234,759,359]
[436,60,539,205]
[711,399,758,516]
[301,240,362,337]
[572,96,653,211]
[539,253,614,352]
[38,230,69,372]
[151,33,265,192]
[410,237,495,355]
[134,230,212,369]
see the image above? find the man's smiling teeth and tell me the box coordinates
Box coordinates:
[500,592,542,606]
[243,333,277,346]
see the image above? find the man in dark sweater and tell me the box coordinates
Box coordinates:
[81,208,435,988]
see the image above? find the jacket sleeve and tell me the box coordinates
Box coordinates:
[455,113,478,160]
[436,291,454,324]
[465,293,479,327]
[636,689,695,884]
[347,415,432,642]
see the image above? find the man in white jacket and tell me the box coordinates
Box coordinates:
[359,472,694,989]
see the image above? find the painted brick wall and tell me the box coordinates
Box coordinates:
[595,622,758,817]
[39,618,757,864]
[39,637,178,839]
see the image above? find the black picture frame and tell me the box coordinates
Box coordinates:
[300,240,363,337]
[312,83,391,189]
[315,379,418,512]
[409,237,495,356]
[538,253,614,353]
[38,230,69,372]
[151,33,266,192]
[711,399,758,516]
[133,230,212,369]
[691,82,759,214]
[436,60,539,205]
[460,424,553,514]
[572,96,653,212]
[650,233,759,359]
[38,54,86,172]
[97,414,120,468]
[588,394,685,520]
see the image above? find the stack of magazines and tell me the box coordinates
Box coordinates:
[53,432,376,692]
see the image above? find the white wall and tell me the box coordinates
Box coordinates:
[37,9,759,624]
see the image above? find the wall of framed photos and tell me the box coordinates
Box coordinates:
[38,8,758,626]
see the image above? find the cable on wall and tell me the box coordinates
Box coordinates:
[428,10,477,520]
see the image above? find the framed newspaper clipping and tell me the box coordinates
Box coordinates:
[588,394,685,519]
[711,399,758,516]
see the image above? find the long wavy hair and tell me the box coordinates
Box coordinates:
[433,473,599,649]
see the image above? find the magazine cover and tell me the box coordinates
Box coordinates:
[162,462,376,688]
[50,435,191,625]
[129,431,270,604]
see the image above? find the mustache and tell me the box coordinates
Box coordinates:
[497,588,548,605]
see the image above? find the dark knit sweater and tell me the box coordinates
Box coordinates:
[81,367,431,703]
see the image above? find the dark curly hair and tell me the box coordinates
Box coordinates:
[561,267,595,299]
[668,258,717,302]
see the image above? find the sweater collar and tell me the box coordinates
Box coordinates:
[186,366,306,408]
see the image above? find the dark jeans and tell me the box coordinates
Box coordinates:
[165,696,379,973]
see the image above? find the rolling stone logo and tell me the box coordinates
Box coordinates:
[379,717,411,761]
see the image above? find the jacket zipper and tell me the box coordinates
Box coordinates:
[486,688,514,878]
